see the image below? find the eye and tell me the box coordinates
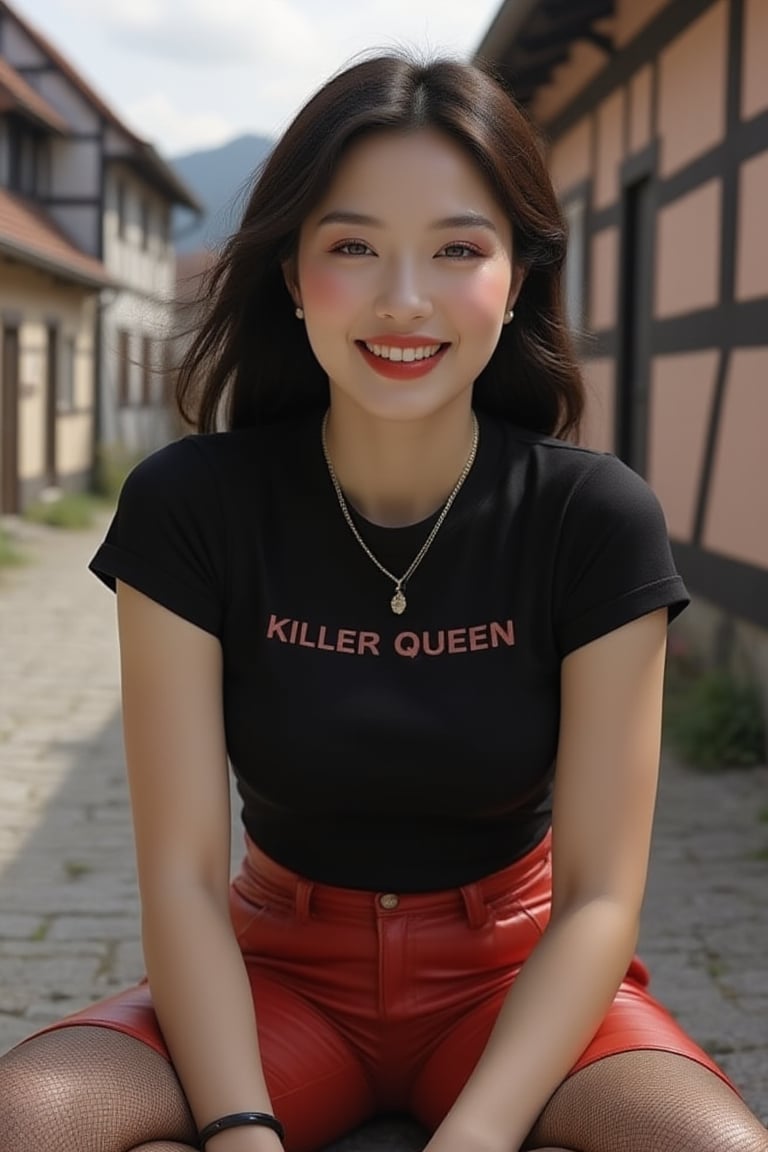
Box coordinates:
[438,242,482,259]
[331,240,374,256]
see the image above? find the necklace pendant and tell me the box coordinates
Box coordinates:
[391,589,407,615]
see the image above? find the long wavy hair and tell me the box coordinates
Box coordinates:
[177,53,584,439]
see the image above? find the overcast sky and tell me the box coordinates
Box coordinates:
[14,0,503,156]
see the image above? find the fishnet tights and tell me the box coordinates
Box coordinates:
[0,1027,766,1152]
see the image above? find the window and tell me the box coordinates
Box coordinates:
[117,180,127,240]
[140,199,151,250]
[8,118,41,196]
[141,335,153,405]
[117,329,131,406]
[58,337,76,411]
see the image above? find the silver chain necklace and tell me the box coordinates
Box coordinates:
[321,411,479,615]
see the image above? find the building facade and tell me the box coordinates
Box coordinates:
[477,0,768,705]
[0,0,199,512]
[0,54,109,512]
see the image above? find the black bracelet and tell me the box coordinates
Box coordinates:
[199,1111,285,1148]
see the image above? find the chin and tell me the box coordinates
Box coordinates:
[331,379,474,425]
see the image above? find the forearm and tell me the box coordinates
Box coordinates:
[439,898,639,1151]
[141,884,277,1143]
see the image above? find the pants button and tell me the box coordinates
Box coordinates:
[379,893,399,910]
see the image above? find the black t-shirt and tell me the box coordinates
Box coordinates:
[90,412,688,891]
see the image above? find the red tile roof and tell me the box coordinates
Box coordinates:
[0,56,68,132]
[0,187,110,287]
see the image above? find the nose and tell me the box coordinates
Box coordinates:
[375,256,433,322]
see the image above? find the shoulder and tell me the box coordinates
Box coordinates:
[490,418,661,523]
[121,420,304,501]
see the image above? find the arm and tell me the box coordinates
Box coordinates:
[117,581,280,1152]
[428,607,669,1152]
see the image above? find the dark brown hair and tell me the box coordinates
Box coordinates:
[177,53,584,439]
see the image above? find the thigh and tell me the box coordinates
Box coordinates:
[408,965,737,1134]
[16,973,376,1152]
[526,1049,768,1152]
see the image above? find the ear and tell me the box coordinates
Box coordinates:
[281,258,301,309]
[507,262,527,311]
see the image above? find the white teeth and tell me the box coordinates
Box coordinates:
[364,342,442,361]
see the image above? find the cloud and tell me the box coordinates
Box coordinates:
[102,0,317,67]
[124,92,235,153]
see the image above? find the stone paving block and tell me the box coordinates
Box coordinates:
[717,1049,768,1125]
[0,939,107,959]
[0,956,103,1013]
[0,913,49,939]
[47,916,140,942]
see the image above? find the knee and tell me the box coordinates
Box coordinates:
[0,1039,90,1138]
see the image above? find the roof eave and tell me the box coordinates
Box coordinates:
[0,238,112,289]
[474,0,541,63]
[110,148,203,213]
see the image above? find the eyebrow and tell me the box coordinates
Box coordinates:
[316,210,499,233]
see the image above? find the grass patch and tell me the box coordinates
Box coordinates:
[664,668,766,770]
[749,846,768,862]
[24,492,99,530]
[63,859,92,880]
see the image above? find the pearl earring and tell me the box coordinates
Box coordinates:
[295,306,304,320]
[504,308,515,324]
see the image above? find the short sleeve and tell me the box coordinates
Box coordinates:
[89,437,226,637]
[553,453,689,658]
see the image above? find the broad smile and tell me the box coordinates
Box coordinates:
[355,339,450,379]
[362,341,443,363]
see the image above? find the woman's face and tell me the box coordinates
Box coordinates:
[291,127,521,423]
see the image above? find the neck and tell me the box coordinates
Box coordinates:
[323,399,477,528]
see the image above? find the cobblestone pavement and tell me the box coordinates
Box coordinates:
[1,517,766,1141]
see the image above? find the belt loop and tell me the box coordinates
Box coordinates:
[295,879,313,922]
[460,883,490,929]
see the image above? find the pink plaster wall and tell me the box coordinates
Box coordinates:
[655,180,722,318]
[736,150,768,301]
[580,359,616,453]
[589,227,619,331]
[647,351,720,542]
[548,118,592,197]
[703,350,768,568]
[594,89,625,209]
[742,0,768,120]
[657,1,728,177]
[628,65,653,154]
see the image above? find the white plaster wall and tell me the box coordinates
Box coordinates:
[101,291,175,453]
[3,19,47,67]
[47,204,101,257]
[34,71,101,135]
[17,321,46,482]
[103,166,175,298]
[0,263,96,485]
[50,137,101,198]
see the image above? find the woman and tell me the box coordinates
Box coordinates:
[1,54,766,1152]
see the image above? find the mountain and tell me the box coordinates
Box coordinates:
[171,134,274,254]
